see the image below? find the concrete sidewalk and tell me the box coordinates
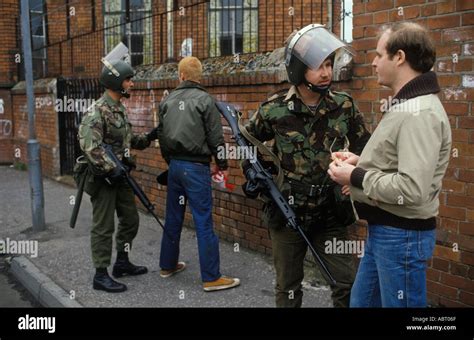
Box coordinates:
[0,165,332,307]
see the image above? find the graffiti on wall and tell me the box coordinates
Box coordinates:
[0,119,12,136]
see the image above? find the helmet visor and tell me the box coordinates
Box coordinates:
[287,25,354,71]
[102,42,129,63]
[101,42,131,77]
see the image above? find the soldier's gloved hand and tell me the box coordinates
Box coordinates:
[260,160,278,175]
[242,181,259,199]
[105,165,127,185]
[147,127,159,142]
[242,158,277,176]
[242,159,252,174]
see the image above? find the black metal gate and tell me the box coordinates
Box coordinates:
[57,78,104,175]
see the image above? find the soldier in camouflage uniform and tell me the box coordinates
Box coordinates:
[245,25,371,307]
[78,54,158,293]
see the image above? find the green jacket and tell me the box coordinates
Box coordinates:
[246,86,371,210]
[157,81,227,169]
[78,91,150,175]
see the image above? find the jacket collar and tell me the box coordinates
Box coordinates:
[102,91,125,112]
[176,80,207,92]
[103,91,125,111]
[392,71,440,104]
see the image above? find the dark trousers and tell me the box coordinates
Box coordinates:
[269,215,356,308]
[89,179,139,268]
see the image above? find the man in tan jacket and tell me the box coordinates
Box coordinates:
[328,22,452,307]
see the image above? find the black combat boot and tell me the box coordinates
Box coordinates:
[93,268,127,293]
[112,251,148,278]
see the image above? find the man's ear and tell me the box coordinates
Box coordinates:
[179,72,186,81]
[395,49,406,67]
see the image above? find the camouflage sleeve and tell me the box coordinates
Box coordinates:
[78,107,116,174]
[245,106,275,142]
[131,133,151,150]
[347,99,371,156]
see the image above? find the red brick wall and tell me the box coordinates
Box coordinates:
[45,0,104,78]
[0,90,14,164]
[0,0,19,163]
[258,0,328,52]
[0,0,19,87]
[337,0,474,307]
[11,82,60,177]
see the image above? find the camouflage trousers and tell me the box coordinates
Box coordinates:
[89,178,139,269]
[269,211,356,308]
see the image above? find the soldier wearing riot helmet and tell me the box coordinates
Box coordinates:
[245,24,371,307]
[76,43,159,293]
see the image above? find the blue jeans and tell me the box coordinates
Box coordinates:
[159,159,221,282]
[350,224,435,307]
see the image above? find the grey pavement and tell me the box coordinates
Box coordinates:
[0,165,332,307]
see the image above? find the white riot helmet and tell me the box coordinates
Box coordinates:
[99,42,134,98]
[285,24,354,93]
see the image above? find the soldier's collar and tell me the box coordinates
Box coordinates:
[283,86,300,102]
[283,86,340,115]
[103,91,125,111]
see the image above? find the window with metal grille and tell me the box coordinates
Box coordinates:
[30,0,47,79]
[209,0,258,57]
[103,0,153,66]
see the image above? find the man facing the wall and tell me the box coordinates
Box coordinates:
[157,56,240,292]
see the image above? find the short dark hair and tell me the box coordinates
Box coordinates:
[383,22,436,73]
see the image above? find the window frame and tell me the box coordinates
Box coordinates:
[103,0,153,67]
[208,0,258,57]
[29,0,48,79]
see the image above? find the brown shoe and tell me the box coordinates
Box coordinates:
[203,276,240,292]
[160,262,186,278]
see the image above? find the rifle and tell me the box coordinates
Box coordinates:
[102,144,174,244]
[216,102,337,286]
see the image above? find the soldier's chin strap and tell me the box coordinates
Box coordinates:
[304,79,331,95]
[120,89,131,99]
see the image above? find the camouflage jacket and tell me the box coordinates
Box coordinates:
[78,91,151,175]
[246,86,371,210]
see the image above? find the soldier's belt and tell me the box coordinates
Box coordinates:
[287,180,332,198]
